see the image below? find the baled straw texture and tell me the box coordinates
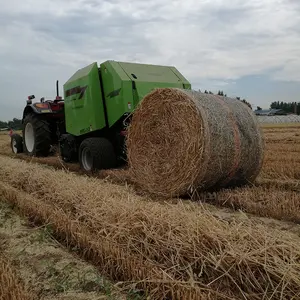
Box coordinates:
[127,88,264,197]
[1,156,300,299]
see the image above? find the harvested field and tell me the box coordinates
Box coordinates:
[0,253,34,300]
[0,124,300,299]
[1,157,300,299]
[0,201,130,300]
[197,184,300,223]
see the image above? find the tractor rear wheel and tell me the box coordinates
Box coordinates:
[79,137,117,172]
[22,113,52,156]
[11,133,23,154]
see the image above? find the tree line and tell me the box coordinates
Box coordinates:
[200,89,300,114]
[0,118,22,130]
[270,101,300,115]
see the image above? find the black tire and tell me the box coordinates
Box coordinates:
[22,113,52,157]
[60,147,73,163]
[79,137,117,172]
[59,134,77,163]
[11,133,23,154]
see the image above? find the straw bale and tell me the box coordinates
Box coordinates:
[127,88,264,197]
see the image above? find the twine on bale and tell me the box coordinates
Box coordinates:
[126,88,264,198]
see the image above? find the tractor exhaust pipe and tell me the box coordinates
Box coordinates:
[56,80,59,97]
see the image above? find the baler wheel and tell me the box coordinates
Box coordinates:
[79,137,117,172]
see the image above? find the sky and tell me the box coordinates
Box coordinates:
[0,0,300,121]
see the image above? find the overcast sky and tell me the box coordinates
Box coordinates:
[0,0,299,121]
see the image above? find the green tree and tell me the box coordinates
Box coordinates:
[0,118,22,130]
[0,121,8,128]
[269,101,300,115]
[241,99,252,109]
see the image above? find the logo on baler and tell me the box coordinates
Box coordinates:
[65,85,87,100]
[107,88,121,99]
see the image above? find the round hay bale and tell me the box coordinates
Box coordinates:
[126,88,264,198]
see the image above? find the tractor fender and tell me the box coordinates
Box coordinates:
[22,104,52,121]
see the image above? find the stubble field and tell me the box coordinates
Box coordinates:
[0,123,300,300]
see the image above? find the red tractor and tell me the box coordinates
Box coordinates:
[11,81,66,156]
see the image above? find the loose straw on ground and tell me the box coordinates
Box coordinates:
[0,254,35,300]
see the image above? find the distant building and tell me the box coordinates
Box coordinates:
[0,127,8,131]
[254,109,287,116]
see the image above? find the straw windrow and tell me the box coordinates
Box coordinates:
[0,156,300,299]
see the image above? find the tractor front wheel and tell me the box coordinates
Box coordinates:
[79,137,117,172]
[22,113,52,156]
[11,133,23,154]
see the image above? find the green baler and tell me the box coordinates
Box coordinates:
[11,60,191,172]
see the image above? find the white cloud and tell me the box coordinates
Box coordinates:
[0,0,300,119]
